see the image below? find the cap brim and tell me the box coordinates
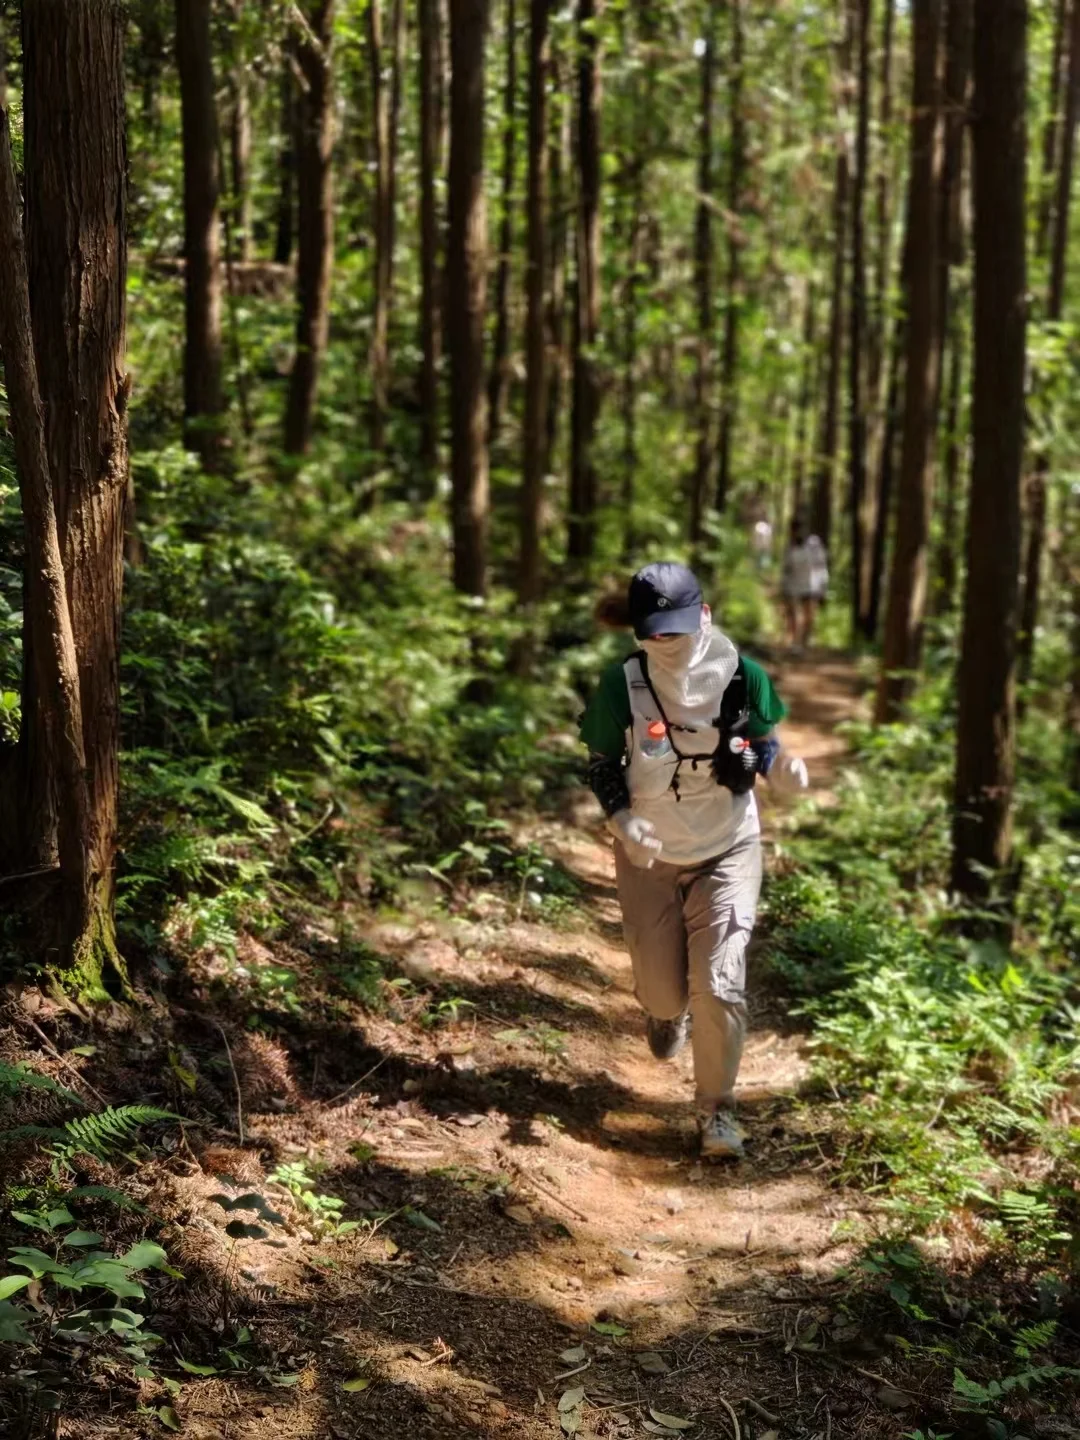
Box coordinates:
[635,603,703,639]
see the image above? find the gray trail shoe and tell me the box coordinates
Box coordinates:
[646,1012,690,1061]
[698,1105,745,1160]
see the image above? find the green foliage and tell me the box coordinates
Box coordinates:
[0,1105,176,1172]
[269,1162,359,1238]
[0,1061,82,1107]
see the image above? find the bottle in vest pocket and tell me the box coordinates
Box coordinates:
[642,718,673,760]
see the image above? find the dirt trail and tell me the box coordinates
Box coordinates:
[99,653,900,1440]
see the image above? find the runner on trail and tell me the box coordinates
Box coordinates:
[579,562,808,1161]
[780,516,829,652]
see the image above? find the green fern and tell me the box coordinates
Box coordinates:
[1013,1320,1058,1360]
[0,1061,82,1106]
[58,1107,177,1163]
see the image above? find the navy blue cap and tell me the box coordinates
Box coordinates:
[628,562,704,639]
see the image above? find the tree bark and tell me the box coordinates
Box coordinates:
[544,44,570,478]
[447,0,490,595]
[227,2,253,265]
[875,0,944,723]
[567,0,602,563]
[934,292,965,615]
[849,0,872,634]
[274,61,296,266]
[1019,0,1080,691]
[19,0,129,983]
[283,0,335,456]
[951,0,1026,903]
[714,0,744,515]
[812,8,852,547]
[176,0,224,469]
[1037,0,1070,260]
[369,0,392,451]
[868,310,903,641]
[488,0,519,448]
[868,0,894,430]
[791,282,817,522]
[520,0,550,602]
[418,0,443,480]
[690,0,718,548]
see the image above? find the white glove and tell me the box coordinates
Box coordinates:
[608,809,664,869]
[769,753,810,798]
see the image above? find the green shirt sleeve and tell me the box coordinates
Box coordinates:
[743,655,787,738]
[579,660,632,759]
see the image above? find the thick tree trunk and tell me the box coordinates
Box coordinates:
[1037,0,1070,259]
[176,0,224,469]
[567,0,602,564]
[418,0,443,480]
[369,0,392,451]
[19,0,129,984]
[488,0,518,448]
[812,9,852,547]
[690,0,718,548]
[447,0,490,595]
[274,62,296,266]
[283,1,335,455]
[714,0,744,515]
[520,0,550,602]
[951,0,1026,903]
[849,0,872,635]
[876,0,944,723]
[544,47,570,478]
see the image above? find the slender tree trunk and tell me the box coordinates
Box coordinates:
[136,0,167,135]
[520,0,550,602]
[868,0,894,432]
[447,0,490,595]
[1019,0,1080,692]
[1038,0,1070,260]
[812,8,852,546]
[568,0,602,563]
[488,0,518,447]
[283,1,335,455]
[369,0,392,451]
[176,0,224,469]
[868,312,903,640]
[934,293,965,615]
[274,61,296,266]
[227,4,254,265]
[951,0,1026,903]
[544,48,570,478]
[419,0,443,480]
[791,283,817,521]
[621,0,655,561]
[714,0,744,515]
[20,0,129,982]
[876,0,944,723]
[849,0,872,635]
[690,0,718,548]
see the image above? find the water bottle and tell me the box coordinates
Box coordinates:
[641,719,673,760]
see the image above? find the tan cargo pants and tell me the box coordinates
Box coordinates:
[614,835,762,1106]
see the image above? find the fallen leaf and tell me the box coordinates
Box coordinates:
[635,1351,670,1375]
[649,1409,693,1431]
[404,1208,442,1233]
[877,1385,913,1410]
[157,1408,181,1432]
[560,1412,581,1435]
[590,1321,628,1337]
[342,1377,370,1392]
[504,1204,534,1226]
[558,1386,585,1412]
[558,1346,587,1365]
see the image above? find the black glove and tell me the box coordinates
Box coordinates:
[711,735,760,795]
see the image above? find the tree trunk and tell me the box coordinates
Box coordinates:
[849,0,872,635]
[812,9,852,546]
[176,0,224,469]
[868,0,894,429]
[274,61,296,266]
[544,45,570,478]
[791,283,817,521]
[447,0,490,595]
[1037,0,1070,260]
[868,311,903,640]
[934,292,965,615]
[488,0,518,448]
[520,0,550,602]
[19,0,129,984]
[135,0,167,135]
[283,2,335,456]
[621,0,655,562]
[714,0,744,515]
[951,0,1026,903]
[1019,0,1080,691]
[418,0,443,480]
[369,0,392,451]
[690,0,718,548]
[227,3,254,265]
[875,0,944,723]
[567,0,602,564]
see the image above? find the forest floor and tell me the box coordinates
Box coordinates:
[6,654,963,1440]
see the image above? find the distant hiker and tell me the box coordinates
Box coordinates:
[579,562,808,1160]
[751,517,773,572]
[780,517,829,652]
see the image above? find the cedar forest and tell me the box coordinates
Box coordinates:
[0,0,1078,1437]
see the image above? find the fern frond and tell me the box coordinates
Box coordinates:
[65,1185,148,1214]
[0,1124,68,1147]
[0,1061,82,1106]
[58,1106,177,1162]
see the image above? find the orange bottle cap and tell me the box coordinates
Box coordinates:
[647,720,667,740]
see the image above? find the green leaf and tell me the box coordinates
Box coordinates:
[177,1357,217,1376]
[403,1207,442,1233]
[648,1409,694,1431]
[590,1321,628,1337]
[0,1275,31,1301]
[70,1045,98,1057]
[342,1377,370,1392]
[46,1207,76,1230]
[269,1372,301,1387]
[121,1241,172,1272]
[158,1405,181,1431]
[62,1231,105,1248]
[8,1247,66,1277]
[11,1212,51,1233]
[0,1301,32,1344]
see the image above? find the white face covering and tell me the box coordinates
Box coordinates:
[640,612,739,718]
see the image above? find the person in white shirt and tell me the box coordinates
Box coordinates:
[780,518,829,652]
